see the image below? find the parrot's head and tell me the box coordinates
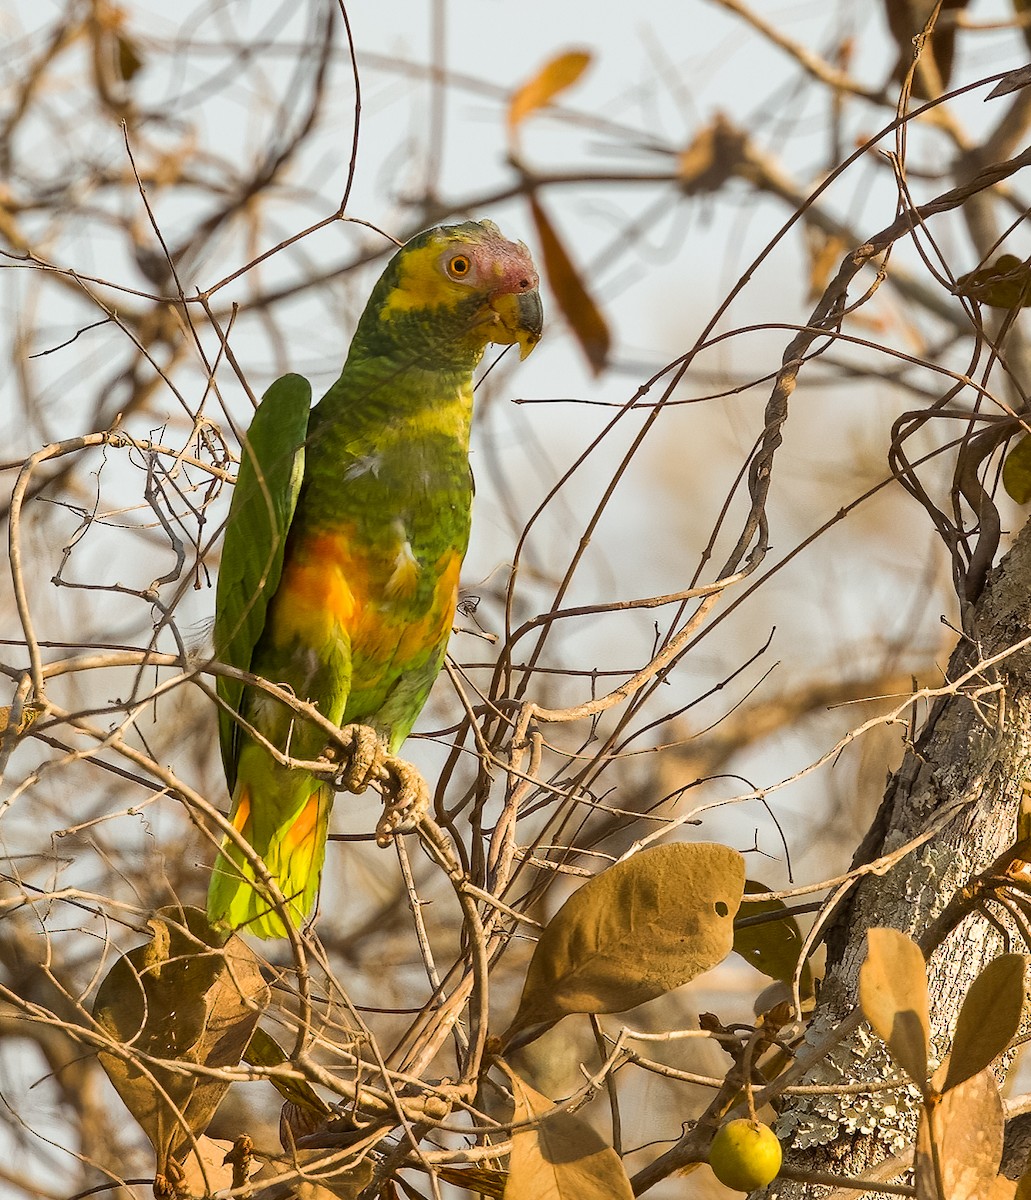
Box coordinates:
[356,220,543,370]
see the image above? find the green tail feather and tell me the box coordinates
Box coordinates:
[207,776,332,940]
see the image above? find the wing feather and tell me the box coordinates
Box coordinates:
[214,373,311,790]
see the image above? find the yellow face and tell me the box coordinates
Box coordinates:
[376,223,543,360]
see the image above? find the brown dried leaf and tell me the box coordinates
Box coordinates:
[1014,0,1031,59]
[0,702,41,737]
[859,927,930,1087]
[884,0,969,95]
[528,195,610,376]
[437,1166,508,1198]
[943,955,1026,1092]
[502,1070,633,1200]
[93,905,269,1174]
[251,1152,374,1199]
[675,115,747,194]
[914,1069,1004,1200]
[279,1099,327,1151]
[987,61,1031,99]
[502,843,744,1050]
[956,255,1031,309]
[508,50,591,130]
[116,33,143,82]
[805,228,849,301]
[177,1136,260,1196]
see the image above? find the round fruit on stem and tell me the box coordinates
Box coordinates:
[708,1118,783,1192]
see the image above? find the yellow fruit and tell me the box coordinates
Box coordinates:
[708,1119,782,1192]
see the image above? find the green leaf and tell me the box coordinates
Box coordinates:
[93,906,269,1175]
[502,1069,633,1200]
[956,254,1031,309]
[733,880,812,994]
[502,843,745,1049]
[942,955,1026,1093]
[914,1069,1004,1200]
[1003,435,1031,505]
[859,927,930,1088]
[214,373,311,790]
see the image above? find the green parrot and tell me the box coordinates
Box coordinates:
[207,220,542,938]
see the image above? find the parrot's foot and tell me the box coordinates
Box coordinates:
[328,723,385,793]
[375,756,430,847]
[324,724,429,845]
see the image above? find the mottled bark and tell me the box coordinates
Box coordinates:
[768,516,1031,1198]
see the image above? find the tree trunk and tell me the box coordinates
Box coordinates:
[768,516,1031,1197]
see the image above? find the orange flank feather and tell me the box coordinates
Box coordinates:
[347,546,462,697]
[268,529,462,695]
[269,532,361,648]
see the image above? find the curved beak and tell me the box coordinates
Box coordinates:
[491,288,544,359]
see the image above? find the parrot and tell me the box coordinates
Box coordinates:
[207,220,542,938]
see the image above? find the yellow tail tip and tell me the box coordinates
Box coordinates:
[207,782,332,939]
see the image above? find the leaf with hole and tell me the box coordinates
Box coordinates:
[859,927,930,1088]
[943,954,1026,1093]
[93,905,269,1176]
[501,1069,633,1200]
[502,842,744,1049]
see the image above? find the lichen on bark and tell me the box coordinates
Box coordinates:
[767,520,1031,1198]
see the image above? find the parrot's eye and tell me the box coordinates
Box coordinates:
[447,254,471,279]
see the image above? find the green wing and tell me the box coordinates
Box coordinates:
[214,373,311,791]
